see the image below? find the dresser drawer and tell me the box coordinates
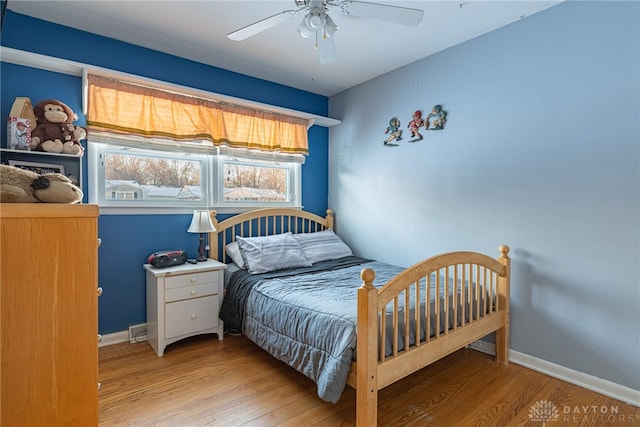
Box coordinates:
[165,271,219,289]
[165,282,218,303]
[165,295,220,339]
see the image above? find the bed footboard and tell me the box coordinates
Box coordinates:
[353,245,511,427]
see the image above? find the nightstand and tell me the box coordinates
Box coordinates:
[144,259,226,356]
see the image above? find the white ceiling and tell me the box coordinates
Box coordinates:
[7,0,563,97]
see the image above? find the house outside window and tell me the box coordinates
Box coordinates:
[113,190,137,200]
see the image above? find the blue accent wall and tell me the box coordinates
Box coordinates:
[1,11,329,334]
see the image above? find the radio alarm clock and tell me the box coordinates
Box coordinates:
[147,250,188,268]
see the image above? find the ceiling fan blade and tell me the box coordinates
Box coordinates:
[317,34,338,64]
[339,1,424,27]
[227,9,302,41]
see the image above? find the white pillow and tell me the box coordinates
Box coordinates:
[293,229,353,264]
[225,241,246,269]
[236,232,311,274]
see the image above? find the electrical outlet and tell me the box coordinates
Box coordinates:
[128,323,147,343]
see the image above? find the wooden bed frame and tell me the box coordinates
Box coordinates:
[209,208,511,427]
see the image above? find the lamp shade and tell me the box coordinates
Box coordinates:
[297,19,314,38]
[187,210,215,233]
[307,12,324,30]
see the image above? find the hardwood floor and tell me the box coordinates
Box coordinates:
[99,334,639,426]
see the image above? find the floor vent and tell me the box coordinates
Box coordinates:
[128,323,147,343]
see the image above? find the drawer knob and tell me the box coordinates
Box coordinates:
[190,290,197,296]
[98,382,102,391]
[191,313,197,319]
[190,277,197,283]
[97,287,103,297]
[98,334,102,343]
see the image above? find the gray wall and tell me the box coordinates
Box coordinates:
[328,1,639,390]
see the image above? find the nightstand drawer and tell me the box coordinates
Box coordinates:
[165,271,219,289]
[165,282,217,303]
[165,295,220,339]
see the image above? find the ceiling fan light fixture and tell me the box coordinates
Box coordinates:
[298,8,338,40]
[297,18,315,38]
[324,14,338,37]
[307,8,325,29]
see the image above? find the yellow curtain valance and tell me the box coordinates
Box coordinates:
[86,74,309,155]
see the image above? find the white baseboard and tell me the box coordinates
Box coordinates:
[468,340,640,407]
[99,330,129,347]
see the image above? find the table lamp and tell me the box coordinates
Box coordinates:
[187,210,216,262]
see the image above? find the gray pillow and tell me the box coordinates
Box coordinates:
[225,241,246,269]
[236,232,311,274]
[293,228,353,264]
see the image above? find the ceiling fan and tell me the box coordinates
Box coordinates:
[227,0,424,64]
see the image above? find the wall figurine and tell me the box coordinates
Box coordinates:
[407,110,424,142]
[426,105,447,130]
[384,105,448,149]
[383,117,402,146]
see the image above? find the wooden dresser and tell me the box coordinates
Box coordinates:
[0,203,100,426]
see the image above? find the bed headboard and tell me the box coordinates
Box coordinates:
[208,208,334,264]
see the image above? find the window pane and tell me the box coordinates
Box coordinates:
[223,160,289,202]
[100,145,206,205]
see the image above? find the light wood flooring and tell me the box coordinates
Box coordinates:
[98,334,639,426]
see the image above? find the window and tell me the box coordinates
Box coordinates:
[222,158,292,203]
[219,154,301,210]
[88,136,302,213]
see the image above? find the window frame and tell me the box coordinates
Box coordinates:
[88,135,303,215]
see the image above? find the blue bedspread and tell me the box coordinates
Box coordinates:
[220,256,486,403]
[220,256,404,403]
[220,256,373,333]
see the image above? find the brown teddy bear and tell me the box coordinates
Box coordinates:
[0,164,83,203]
[30,99,86,156]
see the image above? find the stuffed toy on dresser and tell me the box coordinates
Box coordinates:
[30,99,86,156]
[0,164,83,204]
